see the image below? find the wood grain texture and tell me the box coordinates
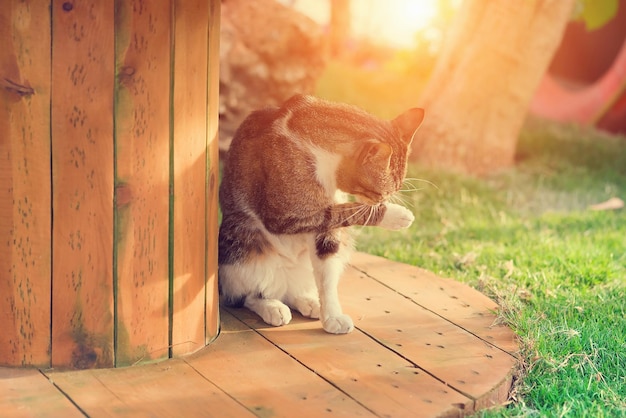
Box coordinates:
[341,262,517,409]
[188,310,377,417]
[232,309,472,417]
[113,0,172,367]
[1,0,220,368]
[4,253,518,416]
[205,0,221,345]
[0,0,52,367]
[47,359,251,417]
[229,253,518,416]
[350,252,520,354]
[0,368,83,417]
[170,0,210,356]
[50,0,115,369]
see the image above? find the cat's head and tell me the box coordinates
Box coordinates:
[337,107,424,205]
[278,95,424,205]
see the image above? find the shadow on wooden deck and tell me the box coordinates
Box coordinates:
[1,253,519,417]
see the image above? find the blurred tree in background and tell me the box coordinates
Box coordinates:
[329,0,351,57]
[413,0,575,175]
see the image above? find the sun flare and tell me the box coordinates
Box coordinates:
[350,0,440,48]
[285,0,444,49]
[383,0,439,33]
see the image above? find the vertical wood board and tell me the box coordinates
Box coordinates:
[170,0,209,356]
[0,0,52,367]
[113,0,172,367]
[51,0,115,369]
[205,0,221,344]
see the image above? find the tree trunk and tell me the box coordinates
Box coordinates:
[330,0,351,57]
[414,0,575,175]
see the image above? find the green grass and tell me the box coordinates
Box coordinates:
[317,62,626,416]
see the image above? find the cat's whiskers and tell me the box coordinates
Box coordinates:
[329,203,370,227]
[392,177,439,208]
[360,204,373,226]
[358,204,376,226]
[389,193,410,207]
[350,203,377,227]
[402,177,439,191]
[329,203,367,214]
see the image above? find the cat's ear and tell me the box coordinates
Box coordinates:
[362,142,393,166]
[392,108,425,146]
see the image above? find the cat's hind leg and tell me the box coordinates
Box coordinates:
[244,262,319,325]
[219,260,292,327]
[283,260,321,320]
[285,289,320,320]
[244,295,292,326]
[291,296,321,319]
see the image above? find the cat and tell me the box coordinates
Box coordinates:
[218,94,424,334]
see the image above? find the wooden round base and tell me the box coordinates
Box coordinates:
[2,253,519,417]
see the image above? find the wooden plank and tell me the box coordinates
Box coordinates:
[170,0,209,356]
[50,0,115,368]
[351,252,519,354]
[0,368,82,417]
[45,358,250,417]
[232,309,473,417]
[340,263,517,410]
[188,310,377,417]
[204,0,221,346]
[113,0,172,366]
[0,1,52,367]
[204,135,219,344]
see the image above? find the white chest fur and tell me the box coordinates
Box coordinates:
[308,145,341,200]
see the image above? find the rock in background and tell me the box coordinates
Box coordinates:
[220,0,327,151]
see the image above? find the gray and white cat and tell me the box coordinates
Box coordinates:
[218,94,424,334]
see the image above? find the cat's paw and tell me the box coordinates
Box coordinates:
[379,203,414,230]
[322,314,354,334]
[258,300,292,326]
[294,297,321,319]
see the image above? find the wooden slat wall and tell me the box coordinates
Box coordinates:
[0,1,52,367]
[0,0,220,369]
[50,0,116,369]
[113,0,172,367]
[170,0,210,357]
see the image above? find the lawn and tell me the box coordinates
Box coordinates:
[317,61,626,416]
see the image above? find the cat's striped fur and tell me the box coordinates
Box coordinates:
[218,94,424,334]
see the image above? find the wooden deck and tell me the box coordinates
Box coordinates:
[1,253,519,418]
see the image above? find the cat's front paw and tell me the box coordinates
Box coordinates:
[379,203,414,230]
[322,314,354,334]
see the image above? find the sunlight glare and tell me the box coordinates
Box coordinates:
[402,0,439,27]
[351,0,440,48]
[283,0,444,49]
